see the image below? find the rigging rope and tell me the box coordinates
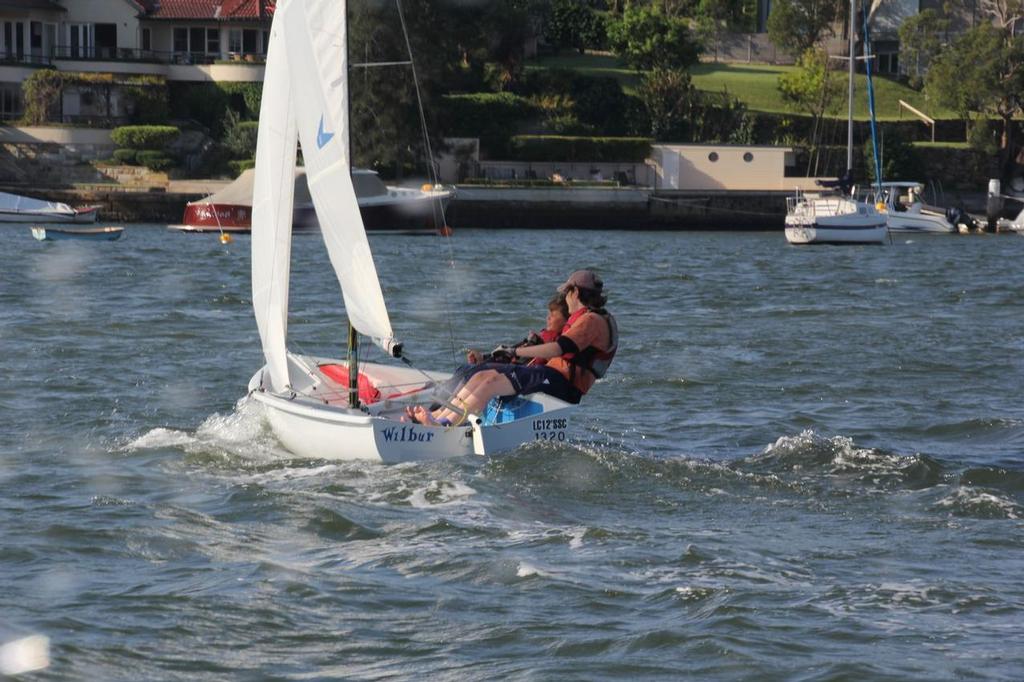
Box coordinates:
[394,0,460,365]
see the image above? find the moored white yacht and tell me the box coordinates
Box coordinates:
[784,0,888,246]
[785,180,888,245]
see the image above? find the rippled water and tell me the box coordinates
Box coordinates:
[3,225,1023,680]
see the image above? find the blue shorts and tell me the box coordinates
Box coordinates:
[473,363,582,404]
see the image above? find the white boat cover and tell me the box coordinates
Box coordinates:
[192,168,387,208]
[252,0,399,391]
[0,190,77,216]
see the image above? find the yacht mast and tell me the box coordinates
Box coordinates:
[846,0,855,173]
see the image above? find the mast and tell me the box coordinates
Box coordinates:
[344,0,360,410]
[846,0,855,174]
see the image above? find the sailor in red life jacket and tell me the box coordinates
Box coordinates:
[407,270,617,427]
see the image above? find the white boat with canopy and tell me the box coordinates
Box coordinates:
[245,0,574,463]
[0,191,98,223]
[870,181,957,233]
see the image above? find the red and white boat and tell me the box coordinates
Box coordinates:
[0,190,99,223]
[170,168,453,234]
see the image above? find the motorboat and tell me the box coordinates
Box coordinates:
[784,0,887,246]
[872,182,956,233]
[31,226,123,241]
[0,191,98,223]
[243,0,573,463]
[171,167,453,234]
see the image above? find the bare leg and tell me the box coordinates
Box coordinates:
[427,369,516,426]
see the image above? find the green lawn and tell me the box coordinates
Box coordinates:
[528,52,957,122]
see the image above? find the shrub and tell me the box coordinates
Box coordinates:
[222,109,259,159]
[21,69,62,125]
[111,125,179,150]
[228,158,256,175]
[111,148,138,165]
[137,150,174,171]
[440,92,537,156]
[507,135,652,162]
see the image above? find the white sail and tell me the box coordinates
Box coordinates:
[278,0,399,355]
[251,16,298,391]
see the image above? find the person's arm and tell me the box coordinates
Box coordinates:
[513,338,574,361]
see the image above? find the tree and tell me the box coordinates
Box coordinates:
[606,4,702,71]
[897,9,950,88]
[545,0,602,53]
[777,47,842,120]
[766,0,842,59]
[924,24,1024,173]
[636,68,699,140]
[978,0,1024,32]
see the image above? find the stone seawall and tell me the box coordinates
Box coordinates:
[447,187,789,230]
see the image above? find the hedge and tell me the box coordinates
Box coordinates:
[111,125,179,150]
[506,135,652,162]
[111,148,138,165]
[136,150,174,171]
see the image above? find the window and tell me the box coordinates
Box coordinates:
[243,29,258,54]
[262,30,269,54]
[0,85,21,119]
[228,29,242,53]
[708,152,719,162]
[743,152,753,162]
[206,29,219,55]
[68,24,91,58]
[142,28,151,52]
[189,27,204,54]
[173,27,188,53]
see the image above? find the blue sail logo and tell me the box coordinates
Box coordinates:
[316,115,334,149]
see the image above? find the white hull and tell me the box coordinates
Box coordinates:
[785,222,888,244]
[0,207,98,223]
[248,354,575,463]
[885,215,955,233]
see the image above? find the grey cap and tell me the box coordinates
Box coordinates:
[558,269,603,293]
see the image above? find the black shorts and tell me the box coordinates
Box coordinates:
[480,363,582,404]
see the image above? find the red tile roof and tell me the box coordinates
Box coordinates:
[145,0,274,20]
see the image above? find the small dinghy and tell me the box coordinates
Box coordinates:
[31,226,124,241]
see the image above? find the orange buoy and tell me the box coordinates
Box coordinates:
[421,183,433,192]
[219,232,233,245]
[437,225,453,237]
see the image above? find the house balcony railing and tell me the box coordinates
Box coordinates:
[0,49,53,67]
[52,45,266,66]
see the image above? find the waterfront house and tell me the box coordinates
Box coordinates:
[0,0,272,121]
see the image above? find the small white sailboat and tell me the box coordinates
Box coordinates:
[785,0,887,246]
[245,0,574,463]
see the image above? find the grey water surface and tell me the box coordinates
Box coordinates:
[2,225,1023,680]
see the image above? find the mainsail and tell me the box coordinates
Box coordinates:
[279,0,399,354]
[252,0,400,391]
